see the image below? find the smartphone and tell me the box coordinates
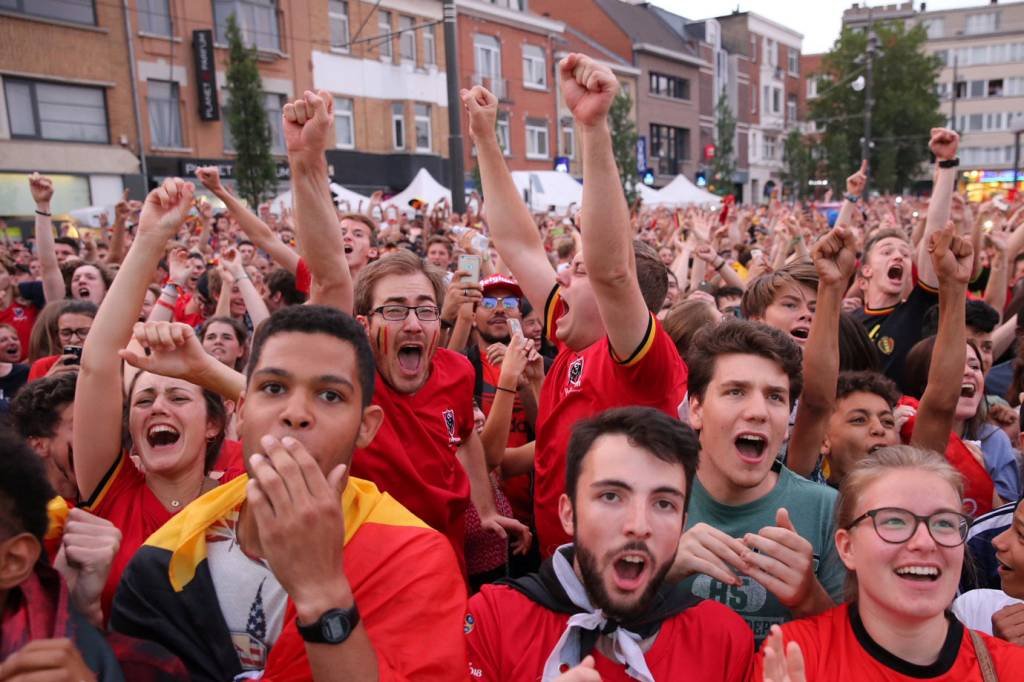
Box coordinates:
[458,254,481,285]
[509,318,523,337]
[993,196,1009,213]
[62,345,82,366]
[751,248,764,259]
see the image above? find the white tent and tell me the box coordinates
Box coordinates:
[385,168,451,214]
[646,174,721,206]
[510,171,583,213]
[269,183,371,215]
[636,183,663,205]
[66,206,113,228]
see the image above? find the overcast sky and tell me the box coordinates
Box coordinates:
[650,0,992,54]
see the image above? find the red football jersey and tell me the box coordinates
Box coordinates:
[534,287,688,556]
[350,348,475,575]
[466,584,753,681]
[754,603,1024,681]
[0,299,37,361]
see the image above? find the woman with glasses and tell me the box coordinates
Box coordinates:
[27,300,97,380]
[760,445,1024,681]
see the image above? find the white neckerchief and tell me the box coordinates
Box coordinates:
[541,545,656,682]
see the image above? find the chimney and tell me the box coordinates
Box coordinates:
[920,2,926,11]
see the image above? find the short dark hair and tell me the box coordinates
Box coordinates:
[838,312,881,372]
[9,371,78,439]
[58,299,99,320]
[565,407,700,514]
[685,318,804,405]
[248,305,376,407]
[198,316,250,371]
[741,261,819,320]
[426,235,452,256]
[862,228,909,261]
[836,370,900,408]
[238,239,255,248]
[0,429,55,542]
[265,268,307,307]
[54,236,80,254]
[633,240,670,314]
[353,250,446,318]
[712,286,744,305]
[921,299,1000,337]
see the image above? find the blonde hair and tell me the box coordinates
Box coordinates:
[836,445,963,601]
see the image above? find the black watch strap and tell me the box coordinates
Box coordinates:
[937,157,959,168]
[297,604,360,644]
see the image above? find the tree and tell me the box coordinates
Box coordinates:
[608,90,638,203]
[224,14,278,206]
[709,92,737,196]
[781,129,813,199]
[810,20,943,194]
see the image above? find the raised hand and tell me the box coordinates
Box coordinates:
[928,221,973,286]
[195,165,225,194]
[167,247,191,287]
[114,188,131,223]
[138,178,195,242]
[459,85,499,145]
[762,625,806,682]
[118,321,213,382]
[220,246,245,280]
[811,226,858,287]
[282,89,335,158]
[694,243,718,264]
[741,508,820,614]
[440,275,483,324]
[929,127,959,162]
[559,53,619,128]
[846,160,868,197]
[28,172,54,209]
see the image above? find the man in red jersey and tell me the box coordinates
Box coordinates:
[465,407,753,681]
[463,54,687,557]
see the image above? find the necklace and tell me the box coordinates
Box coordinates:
[167,476,207,510]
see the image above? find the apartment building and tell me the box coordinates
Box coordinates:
[0,2,141,220]
[843,0,1024,198]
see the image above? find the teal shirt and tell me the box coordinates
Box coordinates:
[682,464,846,644]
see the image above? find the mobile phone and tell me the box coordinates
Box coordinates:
[62,345,82,366]
[751,248,764,259]
[509,318,523,337]
[458,254,481,284]
[993,196,1009,212]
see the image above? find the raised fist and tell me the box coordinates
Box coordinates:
[138,178,195,242]
[28,172,54,207]
[460,85,498,145]
[846,160,868,197]
[559,53,619,128]
[283,89,335,157]
[929,127,959,162]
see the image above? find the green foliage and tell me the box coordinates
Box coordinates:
[810,20,943,194]
[608,91,638,203]
[782,129,813,198]
[709,92,737,196]
[224,14,278,206]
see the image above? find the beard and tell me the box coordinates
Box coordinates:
[477,325,510,346]
[574,537,671,625]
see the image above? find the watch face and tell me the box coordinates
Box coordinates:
[322,611,352,643]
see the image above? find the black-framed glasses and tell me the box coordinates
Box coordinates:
[481,296,519,311]
[845,507,970,548]
[370,305,440,322]
[58,327,91,341]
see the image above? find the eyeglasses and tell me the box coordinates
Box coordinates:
[481,296,520,311]
[845,507,970,548]
[58,327,91,341]
[370,305,440,322]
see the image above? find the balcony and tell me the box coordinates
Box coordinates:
[468,74,510,101]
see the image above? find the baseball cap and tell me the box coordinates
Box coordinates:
[480,274,523,298]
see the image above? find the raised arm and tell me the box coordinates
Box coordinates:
[984,230,1009,316]
[221,247,270,328]
[74,178,193,500]
[916,129,960,290]
[563,53,650,357]
[107,190,130,266]
[196,166,300,273]
[787,227,858,477]
[28,173,68,304]
[834,161,867,231]
[461,86,556,313]
[912,224,972,453]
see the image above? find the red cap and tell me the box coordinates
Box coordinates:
[480,274,523,298]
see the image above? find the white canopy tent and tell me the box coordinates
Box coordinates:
[385,168,452,214]
[269,183,371,215]
[636,183,663,205]
[645,174,721,206]
[66,206,113,228]
[510,171,583,213]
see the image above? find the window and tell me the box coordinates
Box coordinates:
[474,34,501,80]
[334,97,354,148]
[933,49,948,66]
[329,0,349,50]
[970,80,985,98]
[1008,78,1024,97]
[392,103,405,150]
[786,94,797,122]
[139,0,171,36]
[955,81,967,98]
[650,123,689,174]
[750,36,758,63]
[399,15,415,62]
[526,119,549,159]
[806,78,818,98]
[0,0,95,25]
[773,88,781,114]
[4,78,108,142]
[223,92,284,153]
[147,80,182,148]
[522,44,547,89]
[763,135,777,161]
[561,117,574,159]
[424,25,436,66]
[649,72,690,100]
[787,48,799,74]
[378,10,392,59]
[764,38,778,67]
[497,111,510,155]
[965,12,998,35]
[988,79,1004,97]
[414,103,431,151]
[213,0,280,52]
[925,18,944,39]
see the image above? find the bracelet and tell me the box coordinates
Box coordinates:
[496,386,517,395]
[937,157,960,169]
[235,274,250,282]
[161,284,181,299]
[843,193,859,203]
[35,209,51,217]
[714,260,726,270]
[156,299,176,311]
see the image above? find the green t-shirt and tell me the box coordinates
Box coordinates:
[682,464,846,644]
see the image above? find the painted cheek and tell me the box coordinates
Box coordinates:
[425,329,440,358]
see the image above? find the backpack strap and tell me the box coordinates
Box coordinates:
[969,629,999,682]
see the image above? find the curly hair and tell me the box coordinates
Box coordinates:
[9,371,78,439]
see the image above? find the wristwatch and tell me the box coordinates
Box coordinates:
[297,604,360,645]
[843,193,859,203]
[937,157,959,168]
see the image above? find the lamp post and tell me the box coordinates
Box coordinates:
[443,1,466,213]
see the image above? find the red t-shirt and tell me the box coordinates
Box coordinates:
[172,291,206,329]
[349,348,475,575]
[534,287,688,556]
[0,298,37,362]
[466,584,753,681]
[753,603,1024,681]
[82,441,244,620]
[28,354,61,381]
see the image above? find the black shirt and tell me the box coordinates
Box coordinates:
[852,284,937,391]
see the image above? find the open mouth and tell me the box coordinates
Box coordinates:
[998,558,1014,573]
[894,565,940,582]
[790,327,809,342]
[887,264,904,281]
[78,287,91,298]
[960,383,977,398]
[735,434,768,462]
[397,344,423,375]
[612,553,650,591]
[344,245,354,254]
[868,443,887,454]
[146,424,181,449]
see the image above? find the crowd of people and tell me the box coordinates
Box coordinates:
[4,52,1024,681]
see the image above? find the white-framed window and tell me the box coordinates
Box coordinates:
[147,80,182,148]
[414,103,431,151]
[763,135,777,161]
[4,78,108,143]
[561,117,575,159]
[392,103,405,150]
[1,0,95,25]
[139,0,172,36]
[965,12,998,35]
[334,96,354,148]
[522,44,547,89]
[223,92,285,154]
[787,48,798,74]
[213,0,280,52]
[786,94,797,122]
[526,118,549,159]
[329,0,349,51]
[424,25,436,66]
[474,34,501,81]
[925,18,944,39]
[764,38,778,67]
[378,9,392,59]
[806,78,818,98]
[773,87,781,114]
[399,15,415,62]
[497,111,511,155]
